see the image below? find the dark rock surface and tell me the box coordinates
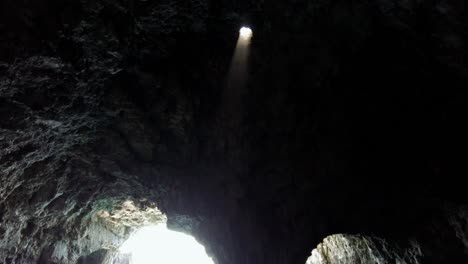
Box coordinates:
[1,0,468,263]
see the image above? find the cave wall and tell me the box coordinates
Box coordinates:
[1,0,468,263]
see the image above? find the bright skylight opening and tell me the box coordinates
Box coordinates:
[119,224,214,264]
[240,27,253,40]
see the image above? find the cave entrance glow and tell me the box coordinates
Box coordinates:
[118,224,214,264]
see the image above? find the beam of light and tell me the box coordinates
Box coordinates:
[119,224,214,264]
[222,27,253,118]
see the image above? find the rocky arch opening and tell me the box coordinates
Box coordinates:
[115,224,214,264]
[304,234,423,264]
[69,200,214,264]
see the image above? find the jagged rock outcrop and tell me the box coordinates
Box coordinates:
[306,234,422,264]
[306,204,468,264]
[0,55,168,263]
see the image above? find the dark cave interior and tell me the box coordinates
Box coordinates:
[1,0,468,263]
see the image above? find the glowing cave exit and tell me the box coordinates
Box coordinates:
[118,224,214,264]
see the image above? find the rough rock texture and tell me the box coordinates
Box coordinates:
[0,53,170,263]
[306,204,468,264]
[307,234,422,264]
[1,0,468,263]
